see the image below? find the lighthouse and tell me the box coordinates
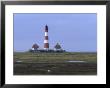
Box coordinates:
[44,25,49,50]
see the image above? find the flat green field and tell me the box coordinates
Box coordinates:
[14,52,97,75]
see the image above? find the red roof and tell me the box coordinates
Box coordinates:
[32,44,39,49]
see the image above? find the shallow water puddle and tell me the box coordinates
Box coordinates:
[16,61,23,63]
[67,60,86,63]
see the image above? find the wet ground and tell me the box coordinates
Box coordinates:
[14,52,97,75]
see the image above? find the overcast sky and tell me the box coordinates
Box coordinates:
[14,13,97,52]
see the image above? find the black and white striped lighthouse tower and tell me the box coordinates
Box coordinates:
[44,25,49,50]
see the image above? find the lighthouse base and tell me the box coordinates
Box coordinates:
[44,48,49,51]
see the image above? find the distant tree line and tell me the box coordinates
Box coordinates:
[29,49,66,53]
